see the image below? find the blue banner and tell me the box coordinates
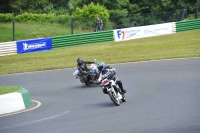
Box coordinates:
[16,38,52,54]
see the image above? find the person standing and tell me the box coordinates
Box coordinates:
[94,16,103,32]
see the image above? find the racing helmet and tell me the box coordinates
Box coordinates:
[97,62,105,71]
[77,57,84,65]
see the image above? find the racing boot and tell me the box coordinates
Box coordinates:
[120,87,127,94]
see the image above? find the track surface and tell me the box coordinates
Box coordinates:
[0,58,200,133]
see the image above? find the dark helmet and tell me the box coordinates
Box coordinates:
[77,57,84,65]
[97,62,105,72]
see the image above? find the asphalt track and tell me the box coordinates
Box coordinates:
[0,58,200,133]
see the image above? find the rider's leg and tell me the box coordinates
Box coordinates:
[83,75,88,83]
[115,78,127,93]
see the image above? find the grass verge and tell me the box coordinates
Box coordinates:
[0,22,70,42]
[0,86,22,95]
[0,29,200,75]
[0,22,92,42]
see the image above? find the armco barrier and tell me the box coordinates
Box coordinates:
[176,19,200,32]
[114,22,175,42]
[0,41,17,56]
[52,30,114,48]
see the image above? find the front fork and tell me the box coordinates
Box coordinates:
[110,80,120,93]
[109,80,122,100]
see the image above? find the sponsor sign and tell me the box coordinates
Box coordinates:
[114,27,141,41]
[16,38,52,54]
[114,23,173,42]
[143,23,172,37]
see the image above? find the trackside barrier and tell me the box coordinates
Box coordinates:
[1,20,200,56]
[16,38,52,54]
[172,22,176,32]
[0,88,32,115]
[0,41,17,56]
[176,19,200,32]
[114,22,175,42]
[52,30,114,48]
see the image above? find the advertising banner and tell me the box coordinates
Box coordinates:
[114,27,142,42]
[16,38,52,54]
[143,23,172,37]
[114,23,173,42]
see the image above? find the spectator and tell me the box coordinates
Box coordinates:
[94,16,103,32]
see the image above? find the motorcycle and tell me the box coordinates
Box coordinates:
[100,78,126,106]
[73,60,99,86]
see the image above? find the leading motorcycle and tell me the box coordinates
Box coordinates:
[100,78,126,106]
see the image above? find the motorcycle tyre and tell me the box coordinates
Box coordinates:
[108,91,120,106]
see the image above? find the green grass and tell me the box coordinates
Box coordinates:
[0,86,22,95]
[0,22,93,42]
[0,29,200,75]
[0,22,71,42]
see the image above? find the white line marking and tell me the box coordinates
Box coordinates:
[0,100,41,118]
[0,111,70,130]
[109,57,200,66]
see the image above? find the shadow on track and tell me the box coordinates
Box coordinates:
[71,85,99,90]
[90,101,118,108]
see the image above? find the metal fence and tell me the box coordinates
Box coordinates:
[72,9,189,32]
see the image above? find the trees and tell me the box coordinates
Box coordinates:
[0,0,198,30]
[72,2,109,30]
[0,0,197,17]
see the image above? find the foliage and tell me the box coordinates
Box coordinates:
[56,14,71,24]
[72,2,110,30]
[15,13,56,23]
[0,13,14,22]
[9,0,49,14]
[0,0,199,31]
[0,0,198,16]
[73,2,109,22]
[188,14,196,20]
[0,13,71,24]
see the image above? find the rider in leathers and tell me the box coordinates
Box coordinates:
[77,57,95,84]
[97,62,127,94]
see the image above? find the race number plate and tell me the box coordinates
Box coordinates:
[102,79,109,85]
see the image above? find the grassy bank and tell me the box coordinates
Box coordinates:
[0,86,22,95]
[0,22,71,42]
[0,29,200,75]
[0,22,93,42]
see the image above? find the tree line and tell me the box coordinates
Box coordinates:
[0,0,199,29]
[0,0,197,16]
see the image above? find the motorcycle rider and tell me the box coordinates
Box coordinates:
[97,62,127,94]
[77,57,95,84]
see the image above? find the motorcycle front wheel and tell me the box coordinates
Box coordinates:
[108,91,120,106]
[121,96,126,102]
